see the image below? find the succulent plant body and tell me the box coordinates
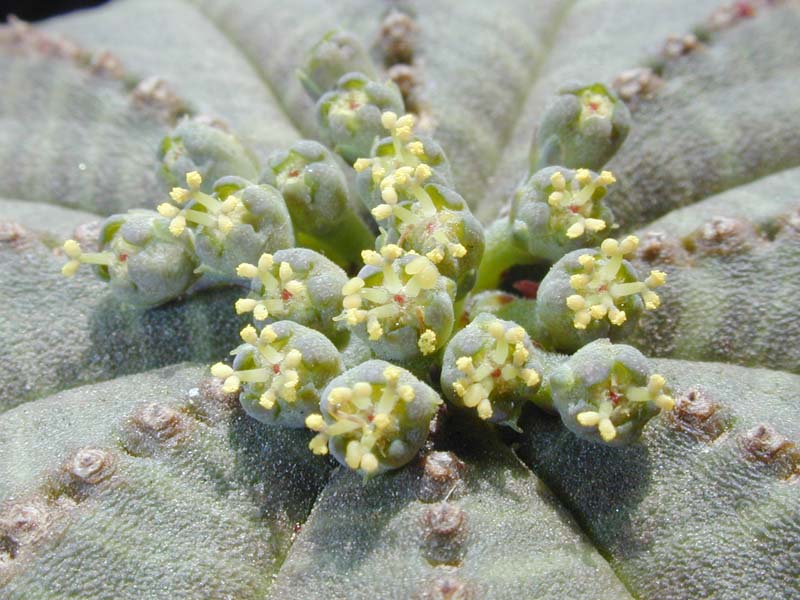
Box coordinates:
[1,1,799,599]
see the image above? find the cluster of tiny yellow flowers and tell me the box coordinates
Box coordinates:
[234,253,308,320]
[566,235,667,329]
[336,244,440,353]
[548,169,614,239]
[305,365,417,474]
[576,373,675,442]
[453,320,541,420]
[354,112,468,266]
[157,171,245,238]
[210,324,303,409]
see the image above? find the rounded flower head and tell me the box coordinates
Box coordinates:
[531,82,631,171]
[61,209,198,308]
[297,29,376,100]
[548,339,675,445]
[335,245,455,361]
[305,360,442,478]
[211,321,343,428]
[234,247,349,341]
[510,166,616,262]
[441,314,542,429]
[157,172,294,279]
[316,72,404,164]
[158,117,259,193]
[535,236,666,352]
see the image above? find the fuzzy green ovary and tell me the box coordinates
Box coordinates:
[306,366,419,475]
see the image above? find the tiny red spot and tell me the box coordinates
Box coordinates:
[293,523,302,534]
[348,99,361,110]
[288,169,300,177]
[394,294,406,305]
[735,1,755,17]
[491,368,502,378]
[569,205,581,213]
[118,253,128,262]
[588,101,600,111]
[512,280,540,299]
[597,284,608,293]
[425,222,436,233]
[609,390,622,406]
[281,289,293,301]
[367,414,374,422]
[273,364,281,374]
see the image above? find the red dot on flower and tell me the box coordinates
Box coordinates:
[281,289,293,301]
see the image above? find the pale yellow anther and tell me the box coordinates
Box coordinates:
[360,452,379,473]
[505,327,526,345]
[240,324,258,345]
[477,399,493,420]
[453,382,466,397]
[342,277,365,296]
[235,298,257,314]
[566,295,587,311]
[170,187,190,203]
[186,171,202,190]
[381,244,404,260]
[449,243,467,258]
[589,304,608,319]
[211,362,234,379]
[372,204,394,220]
[548,191,564,206]
[550,171,566,191]
[353,158,372,172]
[584,218,607,232]
[237,263,258,279]
[157,203,180,218]
[597,170,616,186]
[343,294,362,310]
[222,376,241,394]
[426,248,445,264]
[575,169,592,185]
[566,222,585,239]
[221,196,239,214]
[383,366,402,383]
[578,254,595,269]
[61,261,80,277]
[285,280,305,296]
[396,114,415,129]
[381,111,398,130]
[329,387,352,404]
[259,390,276,410]
[407,141,424,155]
[573,311,592,329]
[643,291,661,310]
[371,165,386,184]
[418,329,437,355]
[513,344,530,366]
[576,411,601,426]
[258,253,274,271]
[648,374,666,393]
[598,418,617,441]
[260,325,278,344]
[522,369,540,387]
[63,239,82,259]
[218,215,234,234]
[414,164,432,181]
[305,413,326,432]
[309,433,329,455]
[279,261,293,281]
[601,238,619,256]
[367,319,384,340]
[487,320,506,339]
[398,385,415,402]
[381,186,398,204]
[169,215,187,236]
[373,413,391,429]
[456,356,474,372]
[619,235,639,256]
[646,270,667,287]
[284,349,303,368]
[254,304,269,321]
[656,394,675,411]
[608,309,627,326]
[360,249,381,266]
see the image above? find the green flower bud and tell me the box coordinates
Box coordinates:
[305,360,442,478]
[534,236,667,352]
[60,210,198,308]
[509,166,616,262]
[530,82,631,172]
[265,140,374,265]
[156,172,294,280]
[298,30,377,100]
[212,321,343,428]
[548,339,675,445]
[335,245,455,362]
[234,247,348,342]
[441,314,542,429]
[317,72,404,164]
[158,118,259,194]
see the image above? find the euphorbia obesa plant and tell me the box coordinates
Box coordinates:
[0,1,799,599]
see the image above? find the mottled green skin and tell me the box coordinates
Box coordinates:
[628,177,800,373]
[0,216,246,411]
[0,366,332,599]
[516,359,800,600]
[271,419,633,599]
[0,0,798,598]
